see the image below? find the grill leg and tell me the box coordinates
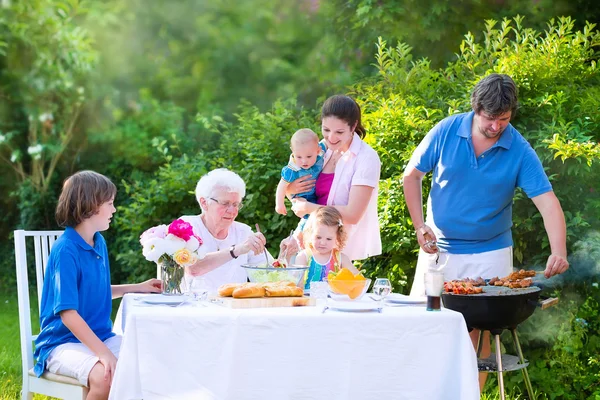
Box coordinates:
[511,328,534,399]
[476,330,485,357]
[495,334,506,400]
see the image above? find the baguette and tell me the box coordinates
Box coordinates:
[232,283,266,298]
[264,285,303,297]
[263,281,296,288]
[218,283,244,297]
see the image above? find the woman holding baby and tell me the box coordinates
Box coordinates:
[286,95,382,261]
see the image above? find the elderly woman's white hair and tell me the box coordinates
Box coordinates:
[195,168,246,206]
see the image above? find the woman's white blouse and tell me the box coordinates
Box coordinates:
[324,133,382,260]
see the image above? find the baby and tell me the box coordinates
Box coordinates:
[275,128,326,216]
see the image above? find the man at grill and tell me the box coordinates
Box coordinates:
[403,73,569,389]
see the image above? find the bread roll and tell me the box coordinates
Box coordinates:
[218,283,244,297]
[264,285,303,297]
[232,283,266,298]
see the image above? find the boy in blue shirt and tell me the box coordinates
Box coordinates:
[34,170,161,399]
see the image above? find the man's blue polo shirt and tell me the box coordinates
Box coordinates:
[409,111,552,254]
[34,227,114,376]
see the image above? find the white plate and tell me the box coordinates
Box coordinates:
[328,293,359,301]
[385,293,426,304]
[326,299,382,312]
[139,295,188,305]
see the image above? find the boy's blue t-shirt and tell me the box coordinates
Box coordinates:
[281,141,327,202]
[408,111,552,254]
[33,227,114,376]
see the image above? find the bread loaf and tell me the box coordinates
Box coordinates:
[263,281,295,288]
[264,285,303,297]
[232,283,266,298]
[218,283,244,297]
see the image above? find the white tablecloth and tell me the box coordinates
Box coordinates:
[109,294,479,400]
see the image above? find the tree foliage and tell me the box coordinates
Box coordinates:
[0,0,97,193]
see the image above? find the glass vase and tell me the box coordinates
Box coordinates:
[159,257,185,295]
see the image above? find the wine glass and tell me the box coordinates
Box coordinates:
[372,278,392,302]
[188,276,209,306]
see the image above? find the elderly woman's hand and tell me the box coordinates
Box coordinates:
[238,232,267,256]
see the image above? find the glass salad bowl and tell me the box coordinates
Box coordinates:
[241,264,308,287]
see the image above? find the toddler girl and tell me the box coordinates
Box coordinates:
[295,206,359,290]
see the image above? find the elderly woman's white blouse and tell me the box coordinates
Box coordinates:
[180,215,271,291]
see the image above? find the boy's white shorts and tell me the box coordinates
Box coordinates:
[45,335,122,386]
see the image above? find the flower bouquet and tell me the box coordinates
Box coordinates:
[140,219,205,295]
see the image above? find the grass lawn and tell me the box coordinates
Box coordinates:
[0,289,539,400]
[0,290,59,400]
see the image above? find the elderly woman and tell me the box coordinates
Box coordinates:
[181,168,271,291]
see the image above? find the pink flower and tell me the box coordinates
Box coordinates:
[168,219,194,241]
[140,224,168,244]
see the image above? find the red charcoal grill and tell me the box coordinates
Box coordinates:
[442,284,558,399]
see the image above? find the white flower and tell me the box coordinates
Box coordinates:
[38,113,53,123]
[27,144,43,160]
[10,150,20,163]
[27,144,43,155]
[185,236,200,252]
[142,237,170,263]
[162,234,188,255]
[0,134,5,144]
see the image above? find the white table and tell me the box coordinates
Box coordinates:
[109,294,479,400]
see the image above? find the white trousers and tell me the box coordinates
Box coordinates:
[46,335,122,386]
[410,247,513,297]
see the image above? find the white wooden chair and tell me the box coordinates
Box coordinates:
[15,230,89,400]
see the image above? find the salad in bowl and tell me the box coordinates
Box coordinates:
[241,263,308,287]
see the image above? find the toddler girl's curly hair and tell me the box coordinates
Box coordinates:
[303,206,347,250]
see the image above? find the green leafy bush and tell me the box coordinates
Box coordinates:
[109,154,210,282]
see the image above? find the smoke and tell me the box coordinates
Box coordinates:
[539,230,600,288]
[515,231,600,345]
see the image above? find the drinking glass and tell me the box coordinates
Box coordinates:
[372,278,392,301]
[424,270,444,311]
[188,276,209,306]
[309,281,328,306]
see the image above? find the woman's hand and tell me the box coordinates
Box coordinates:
[238,232,267,256]
[136,278,162,293]
[416,225,438,254]
[291,198,309,218]
[286,175,315,196]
